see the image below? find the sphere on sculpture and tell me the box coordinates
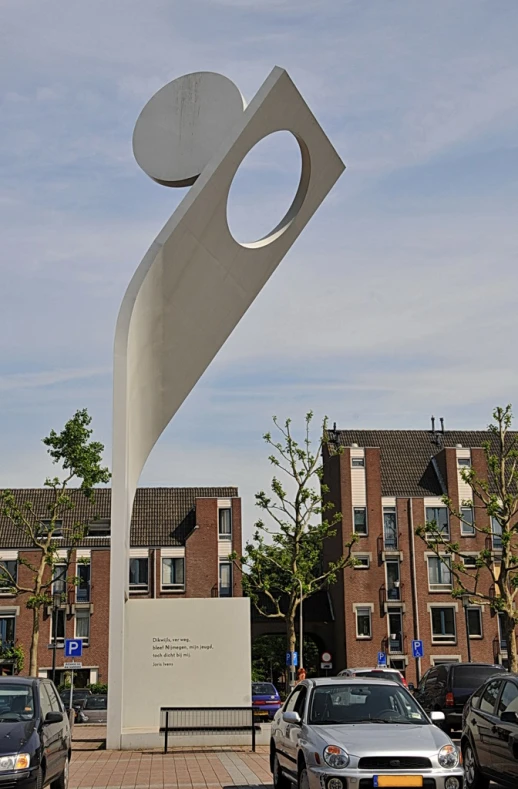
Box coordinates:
[133,72,246,187]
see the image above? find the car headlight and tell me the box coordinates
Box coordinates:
[323,746,350,769]
[438,745,459,769]
[0,754,30,772]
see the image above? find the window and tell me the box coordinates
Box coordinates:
[218,508,232,541]
[383,508,398,549]
[285,686,306,715]
[351,456,365,468]
[467,607,482,638]
[0,560,17,592]
[0,615,15,646]
[353,555,370,569]
[463,555,477,569]
[87,520,111,538]
[162,557,185,590]
[458,458,471,468]
[431,607,456,643]
[492,517,503,549]
[39,520,63,537]
[129,558,149,592]
[428,556,452,589]
[50,609,65,645]
[219,562,232,597]
[75,610,90,645]
[356,607,372,638]
[426,507,449,538]
[353,507,367,535]
[386,560,401,601]
[498,613,508,652]
[52,563,67,596]
[461,507,475,536]
[479,679,502,714]
[45,682,62,712]
[76,561,90,603]
[388,608,403,653]
[39,685,52,718]
[497,681,518,718]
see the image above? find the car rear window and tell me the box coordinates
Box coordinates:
[252,683,277,695]
[355,670,401,682]
[452,665,506,689]
[84,696,107,710]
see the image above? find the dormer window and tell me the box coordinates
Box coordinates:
[351,457,365,468]
[87,520,111,538]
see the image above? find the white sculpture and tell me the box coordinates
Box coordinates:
[107,67,344,749]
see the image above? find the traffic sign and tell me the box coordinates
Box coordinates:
[286,651,299,666]
[321,651,332,663]
[64,639,83,658]
[321,662,333,670]
[64,662,82,670]
[412,640,424,659]
[377,651,387,666]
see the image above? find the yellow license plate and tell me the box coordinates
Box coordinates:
[374,777,423,788]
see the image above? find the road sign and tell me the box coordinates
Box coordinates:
[64,639,83,658]
[64,662,82,670]
[321,662,333,670]
[321,651,332,663]
[286,651,299,666]
[377,651,387,666]
[412,640,424,659]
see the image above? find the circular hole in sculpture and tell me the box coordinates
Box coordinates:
[226,131,303,246]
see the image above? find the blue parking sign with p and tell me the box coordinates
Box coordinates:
[377,651,387,666]
[412,640,424,659]
[64,638,83,658]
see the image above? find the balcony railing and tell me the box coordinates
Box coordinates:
[382,634,406,655]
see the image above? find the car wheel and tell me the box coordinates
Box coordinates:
[298,765,310,789]
[463,742,489,789]
[50,757,69,789]
[273,753,290,789]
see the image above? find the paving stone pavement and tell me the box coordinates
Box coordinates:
[70,727,272,789]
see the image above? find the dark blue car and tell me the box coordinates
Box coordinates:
[252,682,281,720]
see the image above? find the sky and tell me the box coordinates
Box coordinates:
[1,0,518,539]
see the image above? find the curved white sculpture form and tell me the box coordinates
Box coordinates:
[107,66,344,749]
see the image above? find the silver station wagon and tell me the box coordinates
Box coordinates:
[271,678,463,789]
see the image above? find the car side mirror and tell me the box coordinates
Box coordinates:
[44,711,63,724]
[501,711,518,724]
[283,711,301,725]
[430,711,446,723]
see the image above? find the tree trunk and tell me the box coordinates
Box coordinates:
[286,615,296,692]
[29,606,40,677]
[504,612,518,673]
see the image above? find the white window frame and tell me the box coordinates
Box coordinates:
[0,552,18,596]
[74,610,90,646]
[161,555,186,592]
[457,458,471,468]
[467,606,483,639]
[460,507,475,536]
[0,612,16,645]
[425,506,450,540]
[129,550,149,593]
[354,603,373,639]
[86,519,111,538]
[427,554,453,591]
[351,456,365,468]
[218,508,232,541]
[461,552,478,570]
[353,507,368,536]
[49,608,66,647]
[385,559,401,601]
[353,554,371,569]
[431,655,461,665]
[428,604,457,645]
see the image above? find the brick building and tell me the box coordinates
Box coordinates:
[322,424,517,684]
[0,487,241,686]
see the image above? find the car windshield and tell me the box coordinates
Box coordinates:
[308,684,428,725]
[452,666,506,689]
[0,684,35,722]
[252,683,277,696]
[84,696,107,710]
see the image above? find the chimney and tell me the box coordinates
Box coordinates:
[440,417,444,433]
[431,416,436,434]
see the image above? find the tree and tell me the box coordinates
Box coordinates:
[416,405,518,671]
[0,409,111,676]
[252,634,320,686]
[234,413,356,684]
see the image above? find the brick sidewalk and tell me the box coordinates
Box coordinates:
[70,728,272,789]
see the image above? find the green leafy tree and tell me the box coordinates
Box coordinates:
[234,413,356,683]
[0,409,110,676]
[416,405,518,672]
[252,634,319,685]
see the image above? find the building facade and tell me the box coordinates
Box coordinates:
[0,487,241,686]
[322,425,517,684]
